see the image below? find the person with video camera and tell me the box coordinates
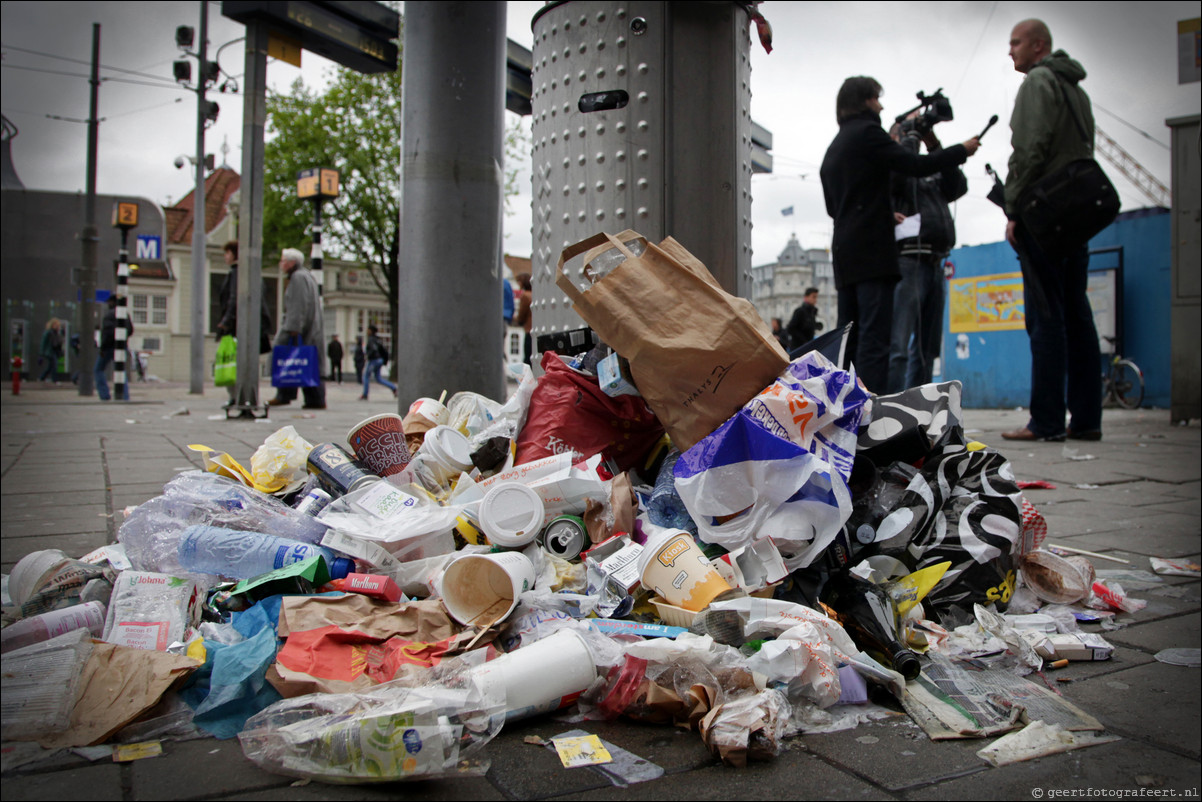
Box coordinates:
[886,105,968,393]
[820,77,979,393]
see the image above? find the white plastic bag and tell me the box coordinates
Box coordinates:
[250,426,313,495]
[674,353,871,568]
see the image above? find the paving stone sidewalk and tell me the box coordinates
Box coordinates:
[2,381,1199,801]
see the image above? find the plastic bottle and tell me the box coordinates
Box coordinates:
[820,570,922,681]
[177,525,353,580]
[645,449,697,534]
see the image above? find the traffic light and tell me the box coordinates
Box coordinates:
[202,60,221,86]
[173,60,192,84]
[175,26,194,49]
[201,100,219,126]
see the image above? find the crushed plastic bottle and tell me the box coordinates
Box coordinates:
[176,525,353,581]
[645,450,697,534]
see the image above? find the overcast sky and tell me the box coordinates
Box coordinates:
[3,1,1198,265]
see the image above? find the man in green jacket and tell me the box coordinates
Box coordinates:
[1001,19,1103,443]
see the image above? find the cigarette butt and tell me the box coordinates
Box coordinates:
[1049,658,1070,669]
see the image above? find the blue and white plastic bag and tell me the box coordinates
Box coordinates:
[673,353,872,569]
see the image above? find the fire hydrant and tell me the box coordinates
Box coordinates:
[11,355,23,395]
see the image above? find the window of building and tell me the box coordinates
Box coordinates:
[131,293,168,327]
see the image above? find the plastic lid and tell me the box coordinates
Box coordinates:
[479,482,545,548]
[328,557,355,580]
[424,425,474,470]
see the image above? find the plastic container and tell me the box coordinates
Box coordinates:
[478,482,545,548]
[177,525,353,581]
[0,600,107,654]
[470,628,597,720]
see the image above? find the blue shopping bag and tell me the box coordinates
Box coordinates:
[271,337,320,388]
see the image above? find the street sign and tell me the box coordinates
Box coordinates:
[112,201,138,228]
[136,235,162,260]
[297,167,340,199]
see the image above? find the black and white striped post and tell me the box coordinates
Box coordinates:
[112,201,138,402]
[297,167,339,299]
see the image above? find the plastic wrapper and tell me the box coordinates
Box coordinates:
[868,440,1024,618]
[5,549,114,620]
[101,571,205,651]
[856,381,964,467]
[699,688,791,768]
[238,668,505,784]
[0,628,95,741]
[250,426,314,495]
[118,472,329,579]
[674,352,871,569]
[316,480,459,561]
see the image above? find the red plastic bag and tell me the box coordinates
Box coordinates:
[515,351,664,472]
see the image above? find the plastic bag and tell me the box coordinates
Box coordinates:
[515,351,664,472]
[214,335,236,387]
[101,571,205,651]
[238,666,505,783]
[674,353,871,568]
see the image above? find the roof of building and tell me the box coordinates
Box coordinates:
[165,167,241,245]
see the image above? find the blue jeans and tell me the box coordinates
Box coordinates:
[1017,227,1101,437]
[362,358,396,397]
[95,351,130,401]
[837,277,896,394]
[887,254,945,393]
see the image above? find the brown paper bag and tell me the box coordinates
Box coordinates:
[557,231,789,451]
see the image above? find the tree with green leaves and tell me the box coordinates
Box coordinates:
[262,51,530,358]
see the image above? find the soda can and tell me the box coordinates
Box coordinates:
[307,442,379,497]
[294,487,333,517]
[540,514,588,561]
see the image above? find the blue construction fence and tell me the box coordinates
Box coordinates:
[935,208,1171,409]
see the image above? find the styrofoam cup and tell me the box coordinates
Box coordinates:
[470,628,597,720]
[637,530,734,612]
[438,551,535,627]
[479,482,545,548]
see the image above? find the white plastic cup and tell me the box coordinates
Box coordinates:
[470,628,597,720]
[438,551,535,627]
[419,425,474,486]
[637,529,734,612]
[478,482,546,549]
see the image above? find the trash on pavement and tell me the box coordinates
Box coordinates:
[976,720,1120,767]
[1150,557,1201,577]
[5,231,1173,782]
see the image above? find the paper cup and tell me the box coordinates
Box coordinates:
[438,551,535,627]
[470,628,597,720]
[346,414,412,478]
[479,482,546,549]
[419,425,474,486]
[407,397,450,427]
[637,530,734,612]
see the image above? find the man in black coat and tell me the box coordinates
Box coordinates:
[820,76,978,392]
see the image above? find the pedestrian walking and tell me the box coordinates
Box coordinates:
[267,248,326,410]
[360,325,396,400]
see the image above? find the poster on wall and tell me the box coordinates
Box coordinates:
[948,272,1026,332]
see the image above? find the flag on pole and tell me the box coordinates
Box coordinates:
[781,206,794,216]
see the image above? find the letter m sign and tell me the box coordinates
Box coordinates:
[135,235,161,260]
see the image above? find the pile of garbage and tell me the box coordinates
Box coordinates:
[1,231,1164,781]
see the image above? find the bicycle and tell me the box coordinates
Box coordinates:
[1102,336,1144,409]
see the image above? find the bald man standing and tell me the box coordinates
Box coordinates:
[1001,19,1103,443]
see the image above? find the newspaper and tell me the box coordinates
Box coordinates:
[901,652,1104,740]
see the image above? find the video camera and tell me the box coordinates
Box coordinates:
[895,88,954,137]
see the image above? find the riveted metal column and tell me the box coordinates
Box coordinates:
[399,1,507,403]
[529,1,753,352]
